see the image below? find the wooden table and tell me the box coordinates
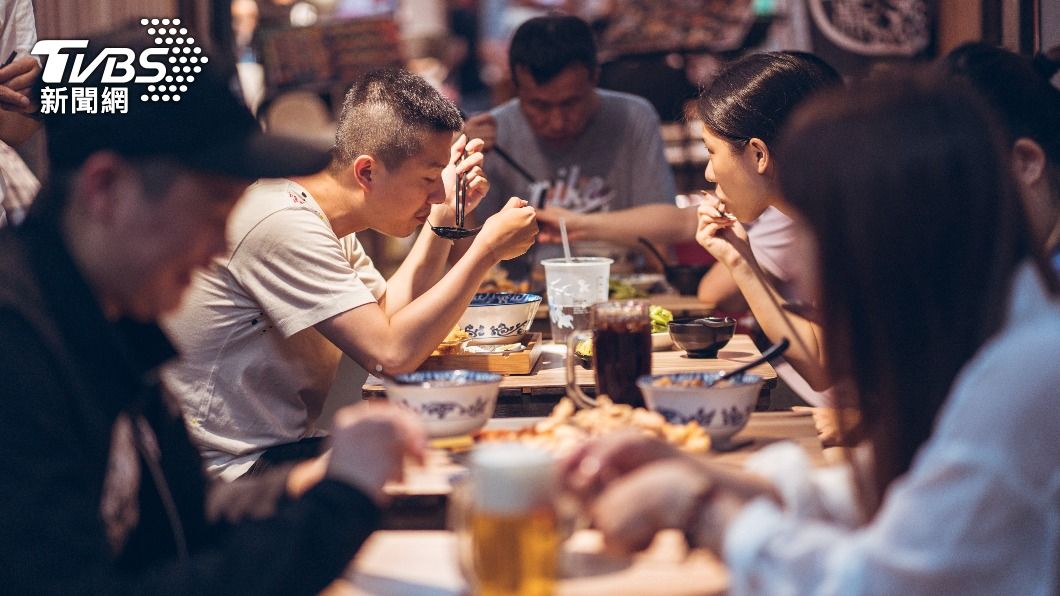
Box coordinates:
[327,411,821,595]
[387,411,823,500]
[329,529,728,596]
[363,335,777,416]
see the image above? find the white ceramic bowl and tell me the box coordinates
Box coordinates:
[651,331,673,351]
[458,293,542,344]
[384,370,502,438]
[636,372,762,444]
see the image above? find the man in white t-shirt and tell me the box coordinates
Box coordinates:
[164,69,538,479]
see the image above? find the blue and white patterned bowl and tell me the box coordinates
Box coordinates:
[457,293,542,344]
[636,372,762,444]
[383,370,502,438]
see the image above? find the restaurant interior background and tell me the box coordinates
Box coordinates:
[21,0,1060,420]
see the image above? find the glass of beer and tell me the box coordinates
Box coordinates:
[451,444,559,596]
[565,300,652,408]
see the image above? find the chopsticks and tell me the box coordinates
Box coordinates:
[456,150,467,228]
[492,144,537,184]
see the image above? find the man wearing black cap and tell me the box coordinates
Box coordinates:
[0,24,425,593]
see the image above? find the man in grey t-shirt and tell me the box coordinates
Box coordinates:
[465,15,693,278]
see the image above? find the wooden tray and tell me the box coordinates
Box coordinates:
[418,333,543,375]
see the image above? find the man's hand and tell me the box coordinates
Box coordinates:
[474,197,538,261]
[463,113,497,152]
[441,134,490,221]
[0,57,40,113]
[534,206,588,243]
[324,403,427,504]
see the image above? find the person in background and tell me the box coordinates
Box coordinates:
[695,51,842,315]
[692,51,842,406]
[0,0,42,227]
[942,42,1060,273]
[0,26,424,594]
[564,74,1060,595]
[163,68,537,479]
[231,0,260,63]
[463,14,690,279]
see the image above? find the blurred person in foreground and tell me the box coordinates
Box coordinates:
[163,68,537,479]
[0,25,425,594]
[563,76,1060,594]
[0,0,43,227]
[462,14,689,279]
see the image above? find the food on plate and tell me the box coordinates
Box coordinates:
[435,326,470,354]
[476,396,711,456]
[608,277,648,299]
[649,305,673,333]
[651,375,737,389]
[464,342,524,354]
[443,326,470,344]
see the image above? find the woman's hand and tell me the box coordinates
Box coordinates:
[560,431,685,504]
[589,459,714,554]
[695,192,754,269]
[588,457,776,556]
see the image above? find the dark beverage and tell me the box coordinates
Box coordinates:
[593,319,651,407]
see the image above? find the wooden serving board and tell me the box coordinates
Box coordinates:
[418,333,543,375]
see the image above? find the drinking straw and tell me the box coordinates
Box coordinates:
[559,218,572,262]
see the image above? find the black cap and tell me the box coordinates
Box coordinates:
[40,22,330,179]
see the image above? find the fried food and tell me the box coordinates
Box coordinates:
[476,396,710,456]
[443,326,470,344]
[434,326,470,354]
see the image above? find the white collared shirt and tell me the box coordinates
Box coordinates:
[725,263,1060,595]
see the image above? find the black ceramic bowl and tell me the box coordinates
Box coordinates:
[575,352,593,369]
[664,264,712,296]
[668,316,737,358]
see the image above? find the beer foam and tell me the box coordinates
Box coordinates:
[470,444,555,514]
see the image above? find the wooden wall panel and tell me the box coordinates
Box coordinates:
[34,0,180,40]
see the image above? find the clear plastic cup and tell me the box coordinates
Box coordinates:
[541,257,612,343]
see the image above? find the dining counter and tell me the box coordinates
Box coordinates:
[324,411,825,596]
[362,334,777,417]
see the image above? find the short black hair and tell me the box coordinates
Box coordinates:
[332,68,463,171]
[509,15,597,86]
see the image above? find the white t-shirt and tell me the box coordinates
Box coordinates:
[725,263,1060,595]
[163,179,386,479]
[746,207,836,407]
